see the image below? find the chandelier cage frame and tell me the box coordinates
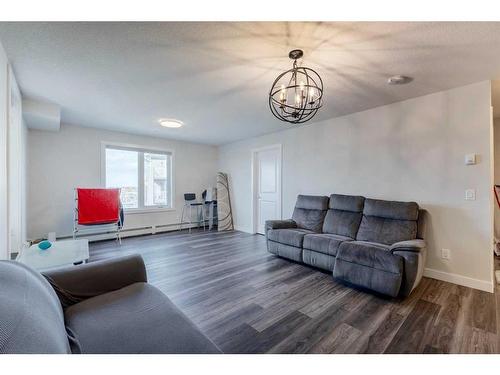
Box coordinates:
[268,49,324,124]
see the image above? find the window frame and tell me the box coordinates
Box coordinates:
[100,141,175,214]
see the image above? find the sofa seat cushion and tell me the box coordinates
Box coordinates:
[65,282,221,354]
[303,233,352,256]
[336,241,402,274]
[267,228,315,248]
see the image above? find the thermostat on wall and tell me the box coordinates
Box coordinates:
[465,153,476,165]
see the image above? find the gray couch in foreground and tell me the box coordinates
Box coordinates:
[0,255,221,354]
[266,194,427,297]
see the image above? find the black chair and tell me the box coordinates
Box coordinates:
[180,193,206,233]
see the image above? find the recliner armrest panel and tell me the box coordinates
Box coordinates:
[265,219,297,232]
[390,239,426,253]
[43,254,147,306]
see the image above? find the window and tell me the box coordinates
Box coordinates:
[103,144,173,211]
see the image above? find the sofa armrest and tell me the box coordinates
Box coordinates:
[391,240,427,297]
[390,239,426,253]
[43,254,147,307]
[265,219,297,235]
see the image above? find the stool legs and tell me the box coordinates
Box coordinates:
[180,202,207,234]
[179,204,185,231]
[189,205,192,234]
[201,204,206,231]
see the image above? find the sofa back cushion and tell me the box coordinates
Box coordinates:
[0,261,71,354]
[322,194,365,238]
[356,198,419,245]
[292,195,329,232]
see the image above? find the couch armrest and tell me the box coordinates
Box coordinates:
[391,241,427,297]
[43,254,147,307]
[390,239,426,253]
[265,219,297,235]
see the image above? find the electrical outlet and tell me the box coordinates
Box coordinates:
[441,248,451,260]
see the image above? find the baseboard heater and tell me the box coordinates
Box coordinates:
[59,221,208,242]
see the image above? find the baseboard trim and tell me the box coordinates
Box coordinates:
[233,225,254,234]
[424,267,494,293]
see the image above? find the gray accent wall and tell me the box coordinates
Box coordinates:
[218,81,494,291]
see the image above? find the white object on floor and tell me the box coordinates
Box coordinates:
[496,271,500,285]
[16,239,89,272]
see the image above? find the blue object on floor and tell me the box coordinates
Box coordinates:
[38,241,52,250]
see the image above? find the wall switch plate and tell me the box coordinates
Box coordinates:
[465,189,476,200]
[465,153,477,165]
[441,248,451,260]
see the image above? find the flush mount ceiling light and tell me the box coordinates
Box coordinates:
[387,75,413,85]
[159,119,183,128]
[269,49,324,124]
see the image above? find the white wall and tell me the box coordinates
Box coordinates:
[218,81,494,291]
[28,124,218,239]
[0,43,8,259]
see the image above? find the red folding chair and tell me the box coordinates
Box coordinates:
[73,188,123,243]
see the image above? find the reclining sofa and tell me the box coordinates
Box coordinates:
[0,254,221,354]
[266,194,426,297]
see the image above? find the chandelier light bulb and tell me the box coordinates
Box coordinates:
[295,94,301,105]
[280,85,286,102]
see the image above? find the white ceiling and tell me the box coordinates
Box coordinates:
[2,22,500,145]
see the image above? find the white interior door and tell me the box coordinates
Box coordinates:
[255,146,281,234]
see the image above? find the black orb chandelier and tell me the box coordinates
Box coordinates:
[269,49,323,124]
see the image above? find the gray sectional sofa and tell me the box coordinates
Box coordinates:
[266,194,426,297]
[0,255,221,354]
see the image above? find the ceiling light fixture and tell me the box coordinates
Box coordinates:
[387,75,413,85]
[269,49,323,124]
[159,119,183,128]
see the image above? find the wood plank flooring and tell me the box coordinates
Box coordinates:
[89,229,499,354]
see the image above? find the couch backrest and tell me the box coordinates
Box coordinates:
[292,195,329,232]
[356,198,419,245]
[0,261,70,354]
[322,194,365,238]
